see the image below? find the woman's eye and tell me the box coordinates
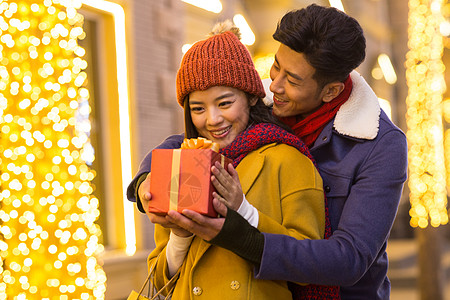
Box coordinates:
[219,101,232,107]
[190,106,203,112]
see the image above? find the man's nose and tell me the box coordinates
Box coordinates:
[270,73,284,94]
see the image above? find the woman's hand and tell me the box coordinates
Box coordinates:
[147,211,193,237]
[165,198,228,241]
[145,209,190,237]
[211,162,243,211]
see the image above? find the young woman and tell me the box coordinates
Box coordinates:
[147,22,327,299]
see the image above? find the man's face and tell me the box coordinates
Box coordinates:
[269,44,325,119]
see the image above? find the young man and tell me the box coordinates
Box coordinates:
[128,4,408,299]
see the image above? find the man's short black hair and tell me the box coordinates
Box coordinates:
[273,4,366,87]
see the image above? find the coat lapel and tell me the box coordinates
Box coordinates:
[236,147,265,195]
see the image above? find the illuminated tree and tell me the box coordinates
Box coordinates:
[0,0,105,298]
[406,0,448,298]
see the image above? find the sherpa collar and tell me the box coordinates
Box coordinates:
[333,71,380,140]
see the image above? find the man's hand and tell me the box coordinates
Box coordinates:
[138,173,152,213]
[211,162,243,210]
[165,198,228,241]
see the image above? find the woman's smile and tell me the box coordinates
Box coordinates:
[210,126,232,139]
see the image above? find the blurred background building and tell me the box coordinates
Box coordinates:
[1,0,450,299]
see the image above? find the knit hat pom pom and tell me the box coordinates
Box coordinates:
[209,20,241,40]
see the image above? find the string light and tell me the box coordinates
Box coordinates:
[181,0,222,13]
[233,14,255,46]
[443,1,450,213]
[0,1,106,298]
[329,0,345,12]
[377,53,398,84]
[406,0,448,228]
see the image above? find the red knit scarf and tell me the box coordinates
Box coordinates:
[279,76,353,148]
[219,123,313,167]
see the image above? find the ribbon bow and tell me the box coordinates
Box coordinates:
[180,137,219,152]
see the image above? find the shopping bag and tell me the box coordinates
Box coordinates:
[127,289,150,300]
[127,255,180,300]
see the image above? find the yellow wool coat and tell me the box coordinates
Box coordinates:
[148,143,325,300]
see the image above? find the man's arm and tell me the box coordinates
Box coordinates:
[126,133,184,205]
[256,130,407,285]
[208,130,407,286]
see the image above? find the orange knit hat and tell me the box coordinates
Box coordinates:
[176,22,265,106]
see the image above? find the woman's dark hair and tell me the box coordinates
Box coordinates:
[184,96,198,139]
[246,94,292,133]
[273,4,366,87]
[183,93,292,139]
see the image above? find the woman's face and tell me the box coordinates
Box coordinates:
[189,86,255,149]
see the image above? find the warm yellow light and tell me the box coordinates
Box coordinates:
[329,0,345,12]
[81,0,136,256]
[182,43,192,54]
[0,0,106,297]
[440,20,450,36]
[233,14,255,46]
[253,54,275,105]
[377,53,397,84]
[406,0,448,228]
[182,0,222,13]
[431,0,442,13]
[378,97,392,120]
[254,54,275,80]
[371,66,384,80]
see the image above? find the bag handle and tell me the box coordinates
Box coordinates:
[136,254,181,300]
[150,268,181,300]
[136,256,157,296]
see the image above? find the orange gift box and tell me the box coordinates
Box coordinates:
[149,148,232,217]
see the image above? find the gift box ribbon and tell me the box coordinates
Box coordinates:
[170,149,181,211]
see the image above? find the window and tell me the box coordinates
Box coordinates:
[79,1,136,254]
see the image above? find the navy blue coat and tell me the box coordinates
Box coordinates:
[254,73,408,299]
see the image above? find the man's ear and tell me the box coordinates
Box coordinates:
[321,82,345,103]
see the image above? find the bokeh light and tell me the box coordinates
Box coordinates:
[406,0,449,228]
[0,0,106,298]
